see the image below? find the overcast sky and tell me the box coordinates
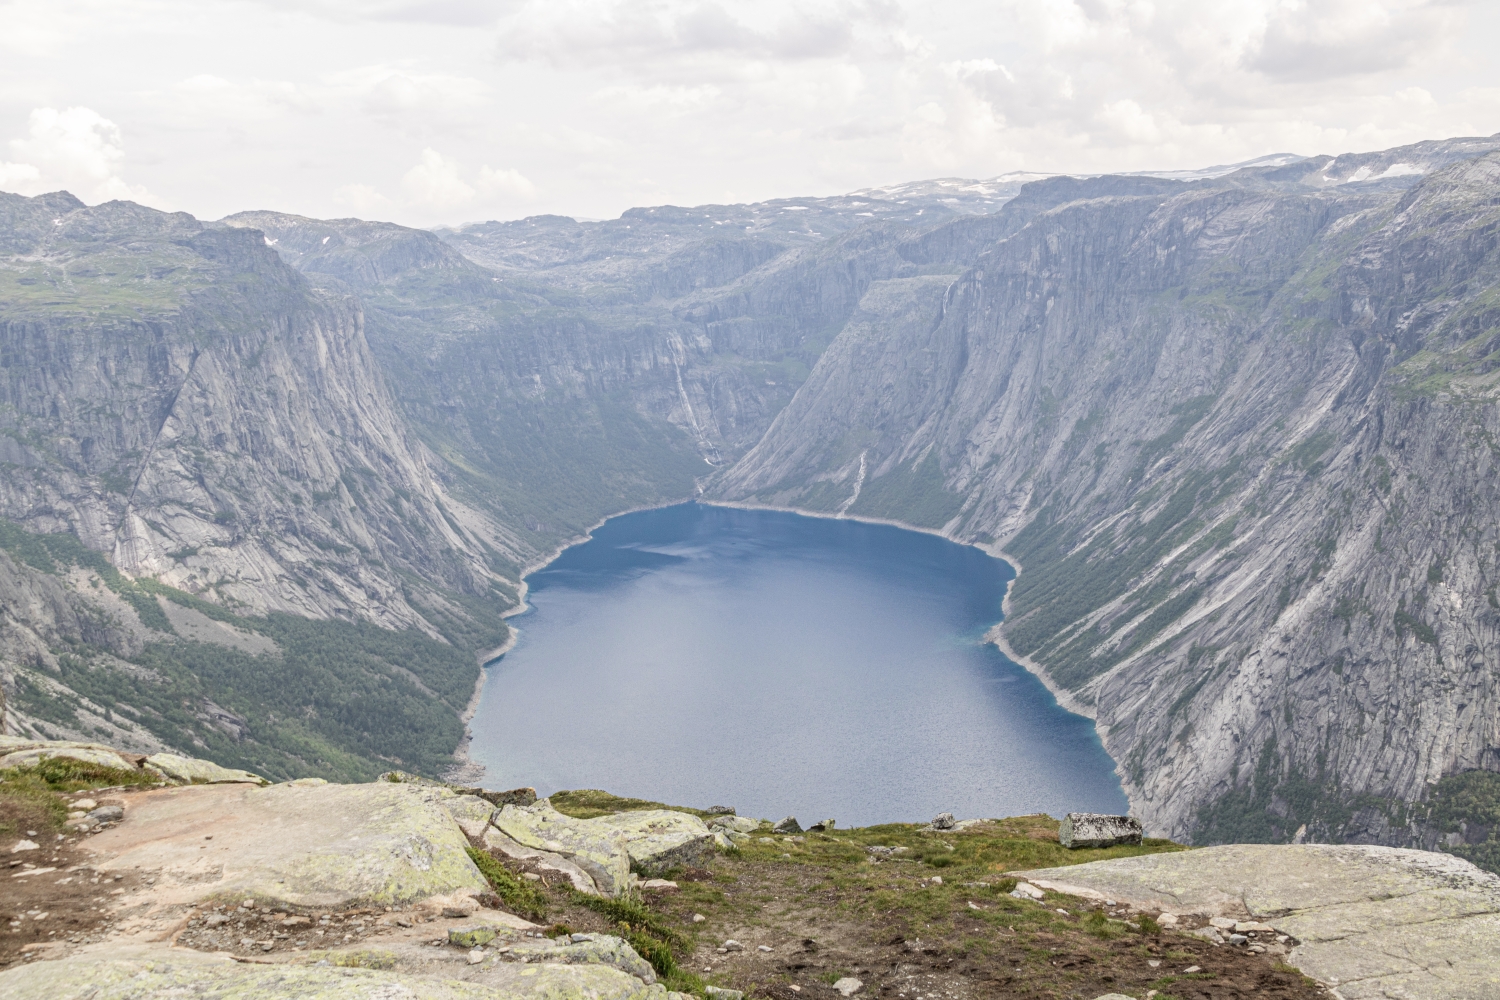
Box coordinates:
[0,0,1496,227]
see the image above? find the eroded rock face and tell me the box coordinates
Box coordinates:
[1016,844,1500,1000]
[591,810,716,875]
[142,753,266,785]
[491,801,632,897]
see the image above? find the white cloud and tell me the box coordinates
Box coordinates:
[402,147,476,208]
[1,106,162,205]
[333,182,392,214]
[477,164,536,199]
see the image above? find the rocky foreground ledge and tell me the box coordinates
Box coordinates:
[1,739,1497,1000]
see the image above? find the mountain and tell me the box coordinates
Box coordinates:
[3,135,1500,859]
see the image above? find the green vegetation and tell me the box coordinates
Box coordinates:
[465,845,548,920]
[0,757,160,837]
[1422,770,1500,874]
[849,450,965,528]
[550,789,715,820]
[0,519,504,782]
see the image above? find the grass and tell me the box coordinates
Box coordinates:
[0,758,162,837]
[464,845,548,920]
[550,789,718,820]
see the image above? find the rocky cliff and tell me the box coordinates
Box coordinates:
[712,137,1500,847]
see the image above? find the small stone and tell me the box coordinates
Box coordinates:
[772,816,802,834]
[722,939,744,952]
[522,872,541,881]
[931,812,957,830]
[1248,944,1266,953]
[692,913,706,923]
[929,875,942,885]
[1156,912,1179,926]
[1056,908,1069,915]
[1009,881,1045,901]
[1209,917,1238,930]
[641,878,679,892]
[1229,933,1248,945]
[833,977,863,996]
[1058,813,1143,849]
[704,988,744,1000]
[72,799,97,811]
[705,806,736,816]
[1183,965,1201,974]
[11,840,40,853]
[468,948,487,964]
[1148,959,1161,967]
[1234,921,1275,933]
[448,925,499,948]
[87,806,124,824]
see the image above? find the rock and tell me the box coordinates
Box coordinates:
[1156,912,1178,926]
[705,987,745,1000]
[591,809,717,875]
[772,816,802,834]
[1183,966,1201,974]
[722,939,744,952]
[448,924,499,948]
[1209,917,1238,929]
[1089,995,1138,1000]
[1229,933,1249,945]
[0,745,141,773]
[87,805,124,824]
[709,815,760,835]
[0,951,675,1000]
[433,793,496,841]
[142,752,266,785]
[833,977,864,996]
[482,826,602,895]
[504,933,658,984]
[1235,921,1275,933]
[467,948,487,965]
[1009,881,1045,901]
[91,780,489,909]
[1058,813,1143,849]
[705,805,736,815]
[461,785,538,808]
[931,812,957,830]
[757,944,772,952]
[692,913,706,923]
[641,879,679,892]
[10,840,38,853]
[491,800,631,896]
[1015,844,1500,1000]
[807,819,836,832]
[1189,927,1224,944]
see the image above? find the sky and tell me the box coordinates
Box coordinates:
[0,0,1496,227]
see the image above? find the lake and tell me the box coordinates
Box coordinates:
[467,503,1127,828]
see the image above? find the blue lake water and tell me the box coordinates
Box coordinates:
[467,503,1127,827]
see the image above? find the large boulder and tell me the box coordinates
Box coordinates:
[491,800,632,896]
[482,826,603,895]
[504,933,659,984]
[592,810,716,875]
[90,780,489,909]
[1058,813,1142,849]
[142,752,266,785]
[0,951,681,999]
[432,792,497,840]
[0,743,142,773]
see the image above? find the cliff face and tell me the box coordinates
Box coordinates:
[0,193,516,630]
[714,140,1500,843]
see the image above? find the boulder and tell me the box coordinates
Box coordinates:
[705,987,745,1000]
[808,819,836,832]
[491,800,632,896]
[143,753,266,785]
[90,780,489,909]
[592,810,716,874]
[931,812,957,830]
[0,951,682,1000]
[482,826,603,895]
[0,745,141,773]
[705,805,736,815]
[833,977,864,996]
[434,793,496,840]
[504,932,658,984]
[708,815,760,835]
[1059,813,1142,849]
[772,816,802,834]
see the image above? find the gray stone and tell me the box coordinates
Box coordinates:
[704,988,745,1000]
[807,819,836,832]
[143,753,267,785]
[705,805,736,815]
[491,800,632,896]
[482,824,605,895]
[708,815,760,835]
[87,805,124,823]
[1016,844,1500,999]
[833,978,863,996]
[591,810,717,875]
[931,812,957,830]
[771,816,802,834]
[1059,813,1142,849]
[503,932,658,984]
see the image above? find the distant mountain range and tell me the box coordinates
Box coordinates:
[3,133,1499,863]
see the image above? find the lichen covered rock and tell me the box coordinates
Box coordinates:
[592,810,716,875]
[492,801,631,896]
[143,752,266,785]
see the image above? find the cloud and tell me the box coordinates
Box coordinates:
[333,182,392,214]
[477,164,536,199]
[247,0,523,26]
[1248,0,1458,81]
[402,148,476,208]
[326,65,488,116]
[1,106,162,205]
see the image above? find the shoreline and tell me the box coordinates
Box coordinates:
[447,494,1118,794]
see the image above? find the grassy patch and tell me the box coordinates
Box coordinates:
[464,845,548,921]
[0,758,161,837]
[550,789,716,820]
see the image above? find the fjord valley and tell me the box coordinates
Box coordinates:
[3,133,1500,874]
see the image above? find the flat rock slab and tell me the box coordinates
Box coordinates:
[86,780,488,909]
[0,951,683,999]
[492,801,632,896]
[591,810,715,875]
[1016,844,1500,999]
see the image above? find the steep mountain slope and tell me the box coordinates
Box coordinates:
[0,193,515,774]
[713,137,1500,845]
